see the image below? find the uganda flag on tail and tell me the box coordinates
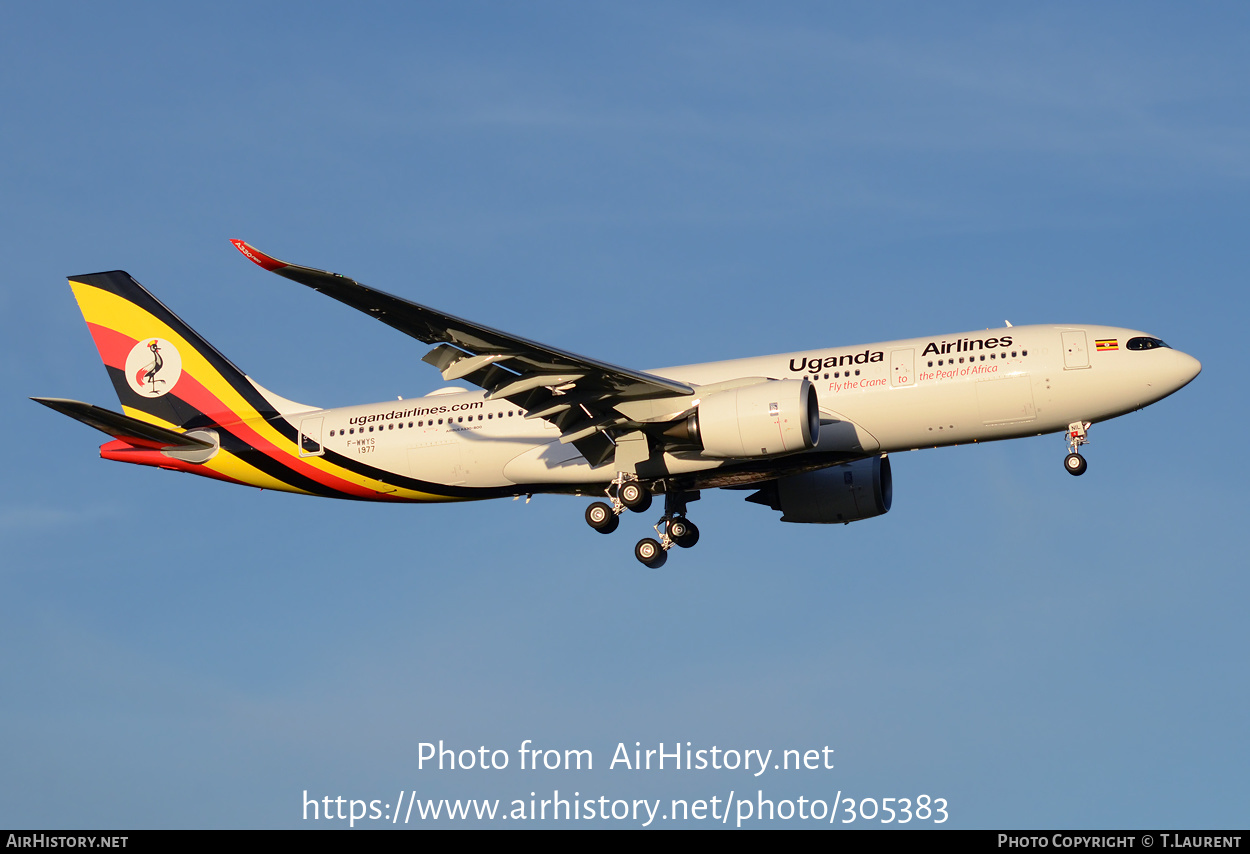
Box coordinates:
[1095,339,1119,352]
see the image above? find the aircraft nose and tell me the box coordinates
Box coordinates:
[1165,347,1205,395]
[1172,350,1202,390]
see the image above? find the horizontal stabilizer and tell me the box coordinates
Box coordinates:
[31,398,215,450]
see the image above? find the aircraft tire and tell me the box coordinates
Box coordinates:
[1064,453,1088,476]
[668,518,699,548]
[620,482,652,513]
[586,501,619,533]
[635,538,667,568]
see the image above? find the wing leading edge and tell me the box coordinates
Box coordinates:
[231,240,694,467]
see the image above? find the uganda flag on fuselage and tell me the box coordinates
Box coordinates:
[1095,339,1119,352]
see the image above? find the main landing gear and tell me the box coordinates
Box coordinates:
[1064,420,1091,476]
[635,491,701,568]
[584,477,700,567]
[584,473,650,536]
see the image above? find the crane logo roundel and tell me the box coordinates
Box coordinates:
[124,338,183,397]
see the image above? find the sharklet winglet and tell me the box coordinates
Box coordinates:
[230,239,286,272]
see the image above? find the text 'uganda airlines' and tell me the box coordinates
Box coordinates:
[35,241,1201,567]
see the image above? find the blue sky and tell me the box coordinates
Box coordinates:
[2,2,1246,828]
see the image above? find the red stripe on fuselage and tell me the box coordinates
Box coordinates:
[144,373,397,500]
[99,439,247,486]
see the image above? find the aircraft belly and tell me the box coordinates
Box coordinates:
[975,375,1037,425]
[503,440,597,485]
[407,437,461,484]
[1048,362,1158,425]
[406,428,526,488]
[841,382,979,449]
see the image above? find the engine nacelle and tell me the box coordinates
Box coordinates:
[673,379,819,458]
[747,456,893,524]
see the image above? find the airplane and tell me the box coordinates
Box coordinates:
[34,240,1202,567]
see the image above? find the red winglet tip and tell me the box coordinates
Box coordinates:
[230,239,285,271]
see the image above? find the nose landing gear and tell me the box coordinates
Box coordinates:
[1065,421,1091,476]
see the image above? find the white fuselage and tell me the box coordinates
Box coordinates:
[301,324,1200,493]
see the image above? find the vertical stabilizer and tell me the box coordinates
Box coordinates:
[67,270,311,430]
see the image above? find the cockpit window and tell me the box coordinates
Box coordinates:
[1126,337,1170,351]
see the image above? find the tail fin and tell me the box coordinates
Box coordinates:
[67,271,311,431]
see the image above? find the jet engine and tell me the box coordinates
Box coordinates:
[665,379,819,458]
[746,456,892,524]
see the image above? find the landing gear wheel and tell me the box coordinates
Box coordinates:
[667,518,700,549]
[585,501,619,533]
[634,537,668,568]
[1064,421,1091,477]
[619,482,652,513]
[1064,453,1087,476]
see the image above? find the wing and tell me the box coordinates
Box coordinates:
[231,240,694,467]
